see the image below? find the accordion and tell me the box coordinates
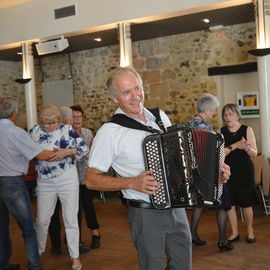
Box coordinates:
[143,125,224,209]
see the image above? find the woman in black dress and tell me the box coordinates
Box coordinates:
[221,104,258,244]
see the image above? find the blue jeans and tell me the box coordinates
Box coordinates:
[0,176,41,270]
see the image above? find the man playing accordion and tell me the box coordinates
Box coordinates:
[86,67,230,270]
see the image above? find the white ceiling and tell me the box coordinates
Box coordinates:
[0,1,255,61]
[0,0,31,10]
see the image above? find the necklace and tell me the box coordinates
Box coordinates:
[228,124,241,135]
[230,130,238,136]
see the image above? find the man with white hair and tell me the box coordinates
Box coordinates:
[86,68,231,269]
[86,67,191,270]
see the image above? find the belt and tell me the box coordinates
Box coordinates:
[127,200,156,209]
[0,175,22,178]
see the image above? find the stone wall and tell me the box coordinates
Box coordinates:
[0,22,256,131]
[0,60,28,127]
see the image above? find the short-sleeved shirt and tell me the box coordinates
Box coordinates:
[88,107,171,202]
[29,123,88,180]
[0,119,42,176]
[76,127,93,185]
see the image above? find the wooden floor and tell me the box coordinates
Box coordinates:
[9,195,270,270]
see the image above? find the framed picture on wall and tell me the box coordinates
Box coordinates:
[237,91,260,118]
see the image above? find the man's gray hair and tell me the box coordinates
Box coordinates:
[0,97,18,119]
[106,67,143,96]
[197,93,219,113]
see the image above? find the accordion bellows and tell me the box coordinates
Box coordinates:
[143,125,224,209]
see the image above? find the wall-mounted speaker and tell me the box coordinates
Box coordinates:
[35,38,69,55]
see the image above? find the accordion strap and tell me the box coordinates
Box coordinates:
[109,108,164,134]
[148,107,166,133]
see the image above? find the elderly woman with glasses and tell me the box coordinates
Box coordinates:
[29,104,88,270]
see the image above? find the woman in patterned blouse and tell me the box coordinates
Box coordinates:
[29,104,88,270]
[188,93,233,252]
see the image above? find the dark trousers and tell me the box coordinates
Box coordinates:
[48,200,62,249]
[78,185,100,241]
[49,185,100,248]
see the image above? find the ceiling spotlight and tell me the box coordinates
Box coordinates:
[202,18,210,23]
[94,37,102,42]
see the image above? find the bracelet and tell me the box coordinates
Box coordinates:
[246,144,251,152]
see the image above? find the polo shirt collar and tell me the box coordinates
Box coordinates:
[115,107,156,124]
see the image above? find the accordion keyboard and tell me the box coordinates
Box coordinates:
[144,137,171,209]
[215,133,225,203]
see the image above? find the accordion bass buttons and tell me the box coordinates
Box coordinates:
[144,139,171,208]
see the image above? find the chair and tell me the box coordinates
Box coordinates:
[251,154,270,216]
[239,154,269,222]
[100,191,106,203]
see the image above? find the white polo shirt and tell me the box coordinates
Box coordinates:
[88,107,171,202]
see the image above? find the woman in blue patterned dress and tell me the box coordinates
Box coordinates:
[189,93,233,252]
[29,104,88,270]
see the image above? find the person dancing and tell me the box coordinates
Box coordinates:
[30,104,88,270]
[189,93,233,252]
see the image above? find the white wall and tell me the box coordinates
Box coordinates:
[0,0,252,48]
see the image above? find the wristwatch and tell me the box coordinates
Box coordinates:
[227,145,233,150]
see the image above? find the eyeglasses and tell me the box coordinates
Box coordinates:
[73,115,82,119]
[43,121,58,126]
